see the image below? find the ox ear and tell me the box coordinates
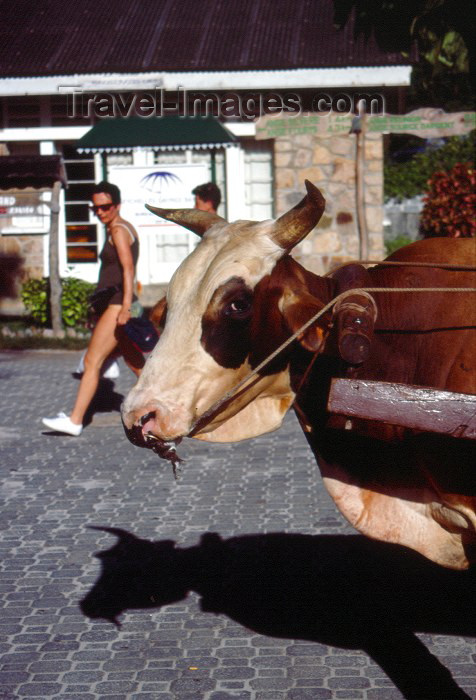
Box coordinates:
[145,204,225,238]
[272,180,326,251]
[280,289,329,353]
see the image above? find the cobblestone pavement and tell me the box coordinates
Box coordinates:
[0,349,475,700]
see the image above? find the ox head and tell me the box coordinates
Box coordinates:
[122,181,326,453]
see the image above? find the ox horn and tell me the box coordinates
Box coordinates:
[272,180,326,250]
[145,204,225,238]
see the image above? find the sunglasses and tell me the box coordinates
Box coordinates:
[90,203,115,214]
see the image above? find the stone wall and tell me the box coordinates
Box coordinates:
[260,113,385,274]
[0,234,45,313]
[0,233,44,279]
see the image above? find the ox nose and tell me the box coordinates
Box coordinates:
[121,410,184,470]
[121,398,190,444]
[121,410,156,449]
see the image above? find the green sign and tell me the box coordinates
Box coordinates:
[256,110,476,140]
[368,111,476,137]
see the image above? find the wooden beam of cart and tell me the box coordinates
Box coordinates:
[328,379,476,440]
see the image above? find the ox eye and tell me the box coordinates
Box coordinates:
[224,297,252,319]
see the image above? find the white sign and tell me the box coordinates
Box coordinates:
[0,191,51,234]
[108,163,209,284]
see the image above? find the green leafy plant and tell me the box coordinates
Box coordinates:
[61,277,95,327]
[385,131,475,201]
[20,278,49,324]
[384,235,414,256]
[420,162,476,238]
[21,277,95,327]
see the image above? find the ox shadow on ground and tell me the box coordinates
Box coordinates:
[80,528,476,700]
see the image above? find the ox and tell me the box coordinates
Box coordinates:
[122,181,476,570]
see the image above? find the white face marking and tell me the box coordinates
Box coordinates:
[167,219,281,306]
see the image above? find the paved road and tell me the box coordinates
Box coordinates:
[0,349,475,700]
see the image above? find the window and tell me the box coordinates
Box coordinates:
[243,139,274,220]
[62,146,98,263]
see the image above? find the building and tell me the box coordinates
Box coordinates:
[0,0,414,305]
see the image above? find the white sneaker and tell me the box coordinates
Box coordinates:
[74,353,120,379]
[103,359,120,379]
[75,352,85,375]
[42,412,83,436]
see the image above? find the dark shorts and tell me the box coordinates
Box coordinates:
[108,289,124,305]
[107,290,138,306]
[109,295,138,309]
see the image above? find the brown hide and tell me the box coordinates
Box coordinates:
[290,240,475,569]
[232,242,476,569]
[249,255,335,368]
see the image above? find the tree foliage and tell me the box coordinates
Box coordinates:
[384,130,475,200]
[333,0,475,110]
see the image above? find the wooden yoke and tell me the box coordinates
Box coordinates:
[333,290,377,364]
[331,264,377,365]
[328,379,476,439]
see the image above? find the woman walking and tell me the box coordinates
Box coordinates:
[42,181,144,436]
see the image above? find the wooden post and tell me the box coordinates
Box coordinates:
[48,180,63,336]
[351,105,368,260]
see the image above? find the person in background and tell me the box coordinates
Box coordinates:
[148,182,223,336]
[192,182,221,214]
[42,181,144,436]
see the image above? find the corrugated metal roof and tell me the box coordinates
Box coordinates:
[0,0,414,78]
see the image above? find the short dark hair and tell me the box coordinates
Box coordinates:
[192,182,221,210]
[91,181,121,205]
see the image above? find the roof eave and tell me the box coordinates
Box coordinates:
[0,66,413,97]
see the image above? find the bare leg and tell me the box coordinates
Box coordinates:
[70,306,121,425]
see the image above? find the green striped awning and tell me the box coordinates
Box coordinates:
[76,116,236,153]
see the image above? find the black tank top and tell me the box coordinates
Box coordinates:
[95,223,139,303]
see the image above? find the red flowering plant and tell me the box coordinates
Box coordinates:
[420,163,476,238]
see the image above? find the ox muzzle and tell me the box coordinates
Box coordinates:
[122,410,184,475]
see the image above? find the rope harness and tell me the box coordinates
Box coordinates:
[187,259,476,437]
